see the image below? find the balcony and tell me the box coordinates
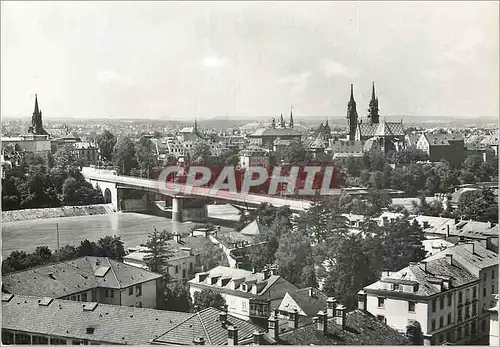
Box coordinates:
[249,309,269,318]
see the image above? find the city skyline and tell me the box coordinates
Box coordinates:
[1,1,498,121]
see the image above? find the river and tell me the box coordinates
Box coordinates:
[2,213,203,257]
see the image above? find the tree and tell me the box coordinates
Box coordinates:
[455,188,498,224]
[2,250,32,274]
[193,288,225,311]
[143,229,173,276]
[61,177,104,206]
[135,136,158,178]
[30,246,55,266]
[78,239,101,257]
[54,245,79,261]
[2,176,20,210]
[199,237,229,269]
[275,230,314,286]
[283,139,311,165]
[97,236,126,261]
[50,145,83,192]
[390,148,429,165]
[406,321,424,345]
[18,160,60,209]
[190,140,212,163]
[113,137,137,175]
[383,219,427,272]
[163,283,193,312]
[97,130,117,162]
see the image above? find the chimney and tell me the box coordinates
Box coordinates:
[316,310,327,335]
[288,309,299,329]
[267,313,279,340]
[421,262,428,272]
[308,288,315,298]
[446,225,450,238]
[446,254,453,265]
[193,337,206,345]
[86,327,95,335]
[228,325,238,346]
[262,269,270,280]
[326,297,337,318]
[221,304,228,312]
[335,304,346,330]
[173,233,181,243]
[96,259,100,266]
[220,311,228,325]
[252,267,256,274]
[357,290,367,311]
[253,330,264,345]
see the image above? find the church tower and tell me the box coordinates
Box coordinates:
[346,84,358,140]
[30,94,47,135]
[368,82,379,124]
[289,106,294,128]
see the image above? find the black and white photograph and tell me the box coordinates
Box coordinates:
[1,1,499,346]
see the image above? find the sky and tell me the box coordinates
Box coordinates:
[1,1,498,121]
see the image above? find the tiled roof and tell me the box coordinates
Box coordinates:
[2,257,162,298]
[278,310,408,345]
[283,288,328,317]
[425,241,498,274]
[216,230,256,248]
[2,294,191,345]
[151,307,262,345]
[374,121,405,137]
[189,266,297,300]
[327,140,364,153]
[424,133,464,146]
[365,257,478,297]
[357,123,378,138]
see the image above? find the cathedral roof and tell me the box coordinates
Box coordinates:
[374,121,404,137]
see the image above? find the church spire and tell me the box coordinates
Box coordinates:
[289,106,294,128]
[280,113,285,128]
[368,82,380,124]
[194,117,198,132]
[346,84,358,140]
[34,94,40,115]
[31,93,45,135]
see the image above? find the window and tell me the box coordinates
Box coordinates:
[16,333,31,344]
[472,303,477,316]
[136,302,142,308]
[50,337,68,345]
[182,269,186,279]
[110,289,114,299]
[439,316,444,328]
[483,273,487,282]
[393,284,400,291]
[136,284,142,297]
[464,324,469,337]
[458,291,463,303]
[175,265,179,274]
[447,313,452,325]
[438,334,443,344]
[77,295,81,301]
[472,322,477,334]
[457,326,462,339]
[82,293,87,302]
[2,331,15,345]
[408,302,416,312]
[378,297,385,308]
[377,315,386,323]
[473,287,477,298]
[481,319,486,332]
[484,287,487,297]
[72,340,82,345]
[440,297,444,310]
[71,295,77,301]
[447,294,452,306]
[129,287,134,295]
[189,263,193,273]
[432,299,436,312]
[33,335,49,344]
[431,319,436,331]
[493,270,495,280]
[446,330,453,343]
[492,284,496,294]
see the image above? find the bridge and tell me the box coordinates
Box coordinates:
[82,167,315,222]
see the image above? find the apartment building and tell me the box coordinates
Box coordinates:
[2,256,162,309]
[425,241,498,342]
[124,233,211,285]
[189,266,298,322]
[489,294,499,347]
[364,256,481,345]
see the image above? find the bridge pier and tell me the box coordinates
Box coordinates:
[172,197,183,222]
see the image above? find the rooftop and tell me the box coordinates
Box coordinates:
[3,257,162,298]
[2,294,191,345]
[278,309,408,345]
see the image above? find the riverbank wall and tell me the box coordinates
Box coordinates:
[2,204,116,223]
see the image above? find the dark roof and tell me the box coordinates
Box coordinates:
[374,121,405,137]
[2,294,191,345]
[278,309,408,345]
[151,307,262,345]
[365,257,478,297]
[281,288,328,317]
[3,257,162,298]
[424,133,465,146]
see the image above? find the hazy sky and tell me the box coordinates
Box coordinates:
[1,1,498,121]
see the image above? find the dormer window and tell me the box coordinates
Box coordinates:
[241,284,247,292]
[393,284,401,291]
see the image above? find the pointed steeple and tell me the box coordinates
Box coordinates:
[280,113,285,128]
[346,84,358,140]
[34,94,40,115]
[31,93,46,135]
[289,106,294,128]
[368,82,380,124]
[194,117,198,132]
